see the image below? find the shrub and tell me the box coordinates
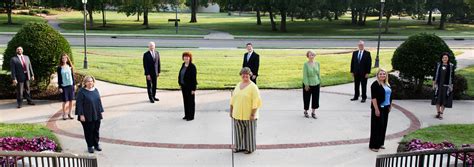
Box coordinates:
[392,33,456,92]
[2,22,72,91]
[0,73,16,99]
[453,74,468,99]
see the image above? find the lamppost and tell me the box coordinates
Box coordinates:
[82,0,88,69]
[175,1,178,34]
[375,0,385,68]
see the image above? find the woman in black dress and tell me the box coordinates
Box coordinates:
[369,69,392,152]
[178,52,197,121]
[432,53,455,120]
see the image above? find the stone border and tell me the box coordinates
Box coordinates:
[46,91,421,150]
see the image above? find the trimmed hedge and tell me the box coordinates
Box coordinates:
[392,33,456,91]
[2,22,72,90]
[389,73,468,99]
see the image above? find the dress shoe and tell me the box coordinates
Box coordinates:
[88,147,94,153]
[149,99,155,103]
[233,149,245,153]
[350,98,358,101]
[27,101,35,105]
[153,97,159,101]
[94,145,102,151]
[361,99,366,103]
[17,105,22,108]
[186,118,194,121]
[182,117,187,120]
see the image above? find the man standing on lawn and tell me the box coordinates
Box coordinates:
[242,43,260,84]
[143,42,161,103]
[350,40,372,103]
[10,46,35,108]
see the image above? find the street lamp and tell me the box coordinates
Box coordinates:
[82,0,88,69]
[374,0,385,68]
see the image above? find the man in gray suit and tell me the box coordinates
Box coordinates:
[10,46,35,108]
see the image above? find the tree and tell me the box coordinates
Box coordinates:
[383,0,416,33]
[2,0,14,25]
[186,0,210,23]
[438,0,465,29]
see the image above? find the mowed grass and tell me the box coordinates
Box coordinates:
[71,47,394,89]
[458,65,474,97]
[0,14,46,32]
[55,11,474,36]
[401,124,474,147]
[0,123,61,150]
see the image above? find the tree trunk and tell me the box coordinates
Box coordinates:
[101,4,106,27]
[427,9,433,25]
[351,8,357,24]
[256,8,262,25]
[190,0,197,23]
[269,9,277,31]
[22,0,27,7]
[87,6,94,28]
[358,10,364,25]
[335,10,339,20]
[439,12,447,30]
[384,14,391,33]
[7,1,13,24]
[362,7,369,25]
[280,9,287,32]
[143,8,149,28]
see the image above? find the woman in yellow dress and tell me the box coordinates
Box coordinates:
[230,67,262,154]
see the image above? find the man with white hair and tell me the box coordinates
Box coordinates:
[10,46,35,108]
[143,42,161,103]
[350,40,372,103]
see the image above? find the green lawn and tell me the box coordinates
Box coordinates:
[401,124,474,147]
[0,123,61,151]
[0,14,46,32]
[458,65,474,97]
[71,47,393,89]
[55,11,474,36]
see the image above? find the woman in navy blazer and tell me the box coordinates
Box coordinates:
[57,53,75,120]
[178,52,197,121]
[369,69,393,152]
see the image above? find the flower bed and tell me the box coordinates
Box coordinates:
[0,137,58,165]
[405,139,473,165]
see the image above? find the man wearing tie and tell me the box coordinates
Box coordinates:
[242,43,260,84]
[10,46,35,108]
[350,41,372,103]
[143,42,161,103]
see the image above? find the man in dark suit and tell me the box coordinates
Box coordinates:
[143,42,161,103]
[10,46,35,108]
[242,43,260,84]
[350,41,372,103]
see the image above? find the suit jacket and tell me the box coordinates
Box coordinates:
[178,63,198,91]
[242,52,260,76]
[10,55,34,82]
[370,81,393,110]
[143,50,161,76]
[350,50,372,75]
[57,66,75,88]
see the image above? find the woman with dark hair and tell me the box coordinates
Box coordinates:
[432,52,455,120]
[57,53,75,120]
[369,69,392,152]
[178,52,197,121]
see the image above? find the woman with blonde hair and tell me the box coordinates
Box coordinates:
[75,75,104,153]
[302,50,321,119]
[369,69,392,152]
[57,53,75,120]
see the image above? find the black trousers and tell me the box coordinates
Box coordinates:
[353,73,368,100]
[16,79,33,106]
[146,75,157,100]
[181,86,195,119]
[303,84,320,110]
[81,120,101,148]
[369,106,389,149]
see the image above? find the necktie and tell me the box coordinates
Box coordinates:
[20,56,27,71]
[358,51,362,62]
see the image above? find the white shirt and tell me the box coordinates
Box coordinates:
[150,50,155,59]
[358,50,364,61]
[247,51,253,62]
[17,54,26,68]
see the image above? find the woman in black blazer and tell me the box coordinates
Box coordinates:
[369,69,392,152]
[178,52,197,121]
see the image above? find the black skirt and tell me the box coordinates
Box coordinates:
[61,85,75,102]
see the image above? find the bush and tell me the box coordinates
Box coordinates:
[0,73,16,99]
[453,74,468,99]
[2,22,73,91]
[392,33,456,91]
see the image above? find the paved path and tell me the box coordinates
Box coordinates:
[456,50,474,69]
[43,15,64,32]
[1,51,473,166]
[1,34,473,49]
